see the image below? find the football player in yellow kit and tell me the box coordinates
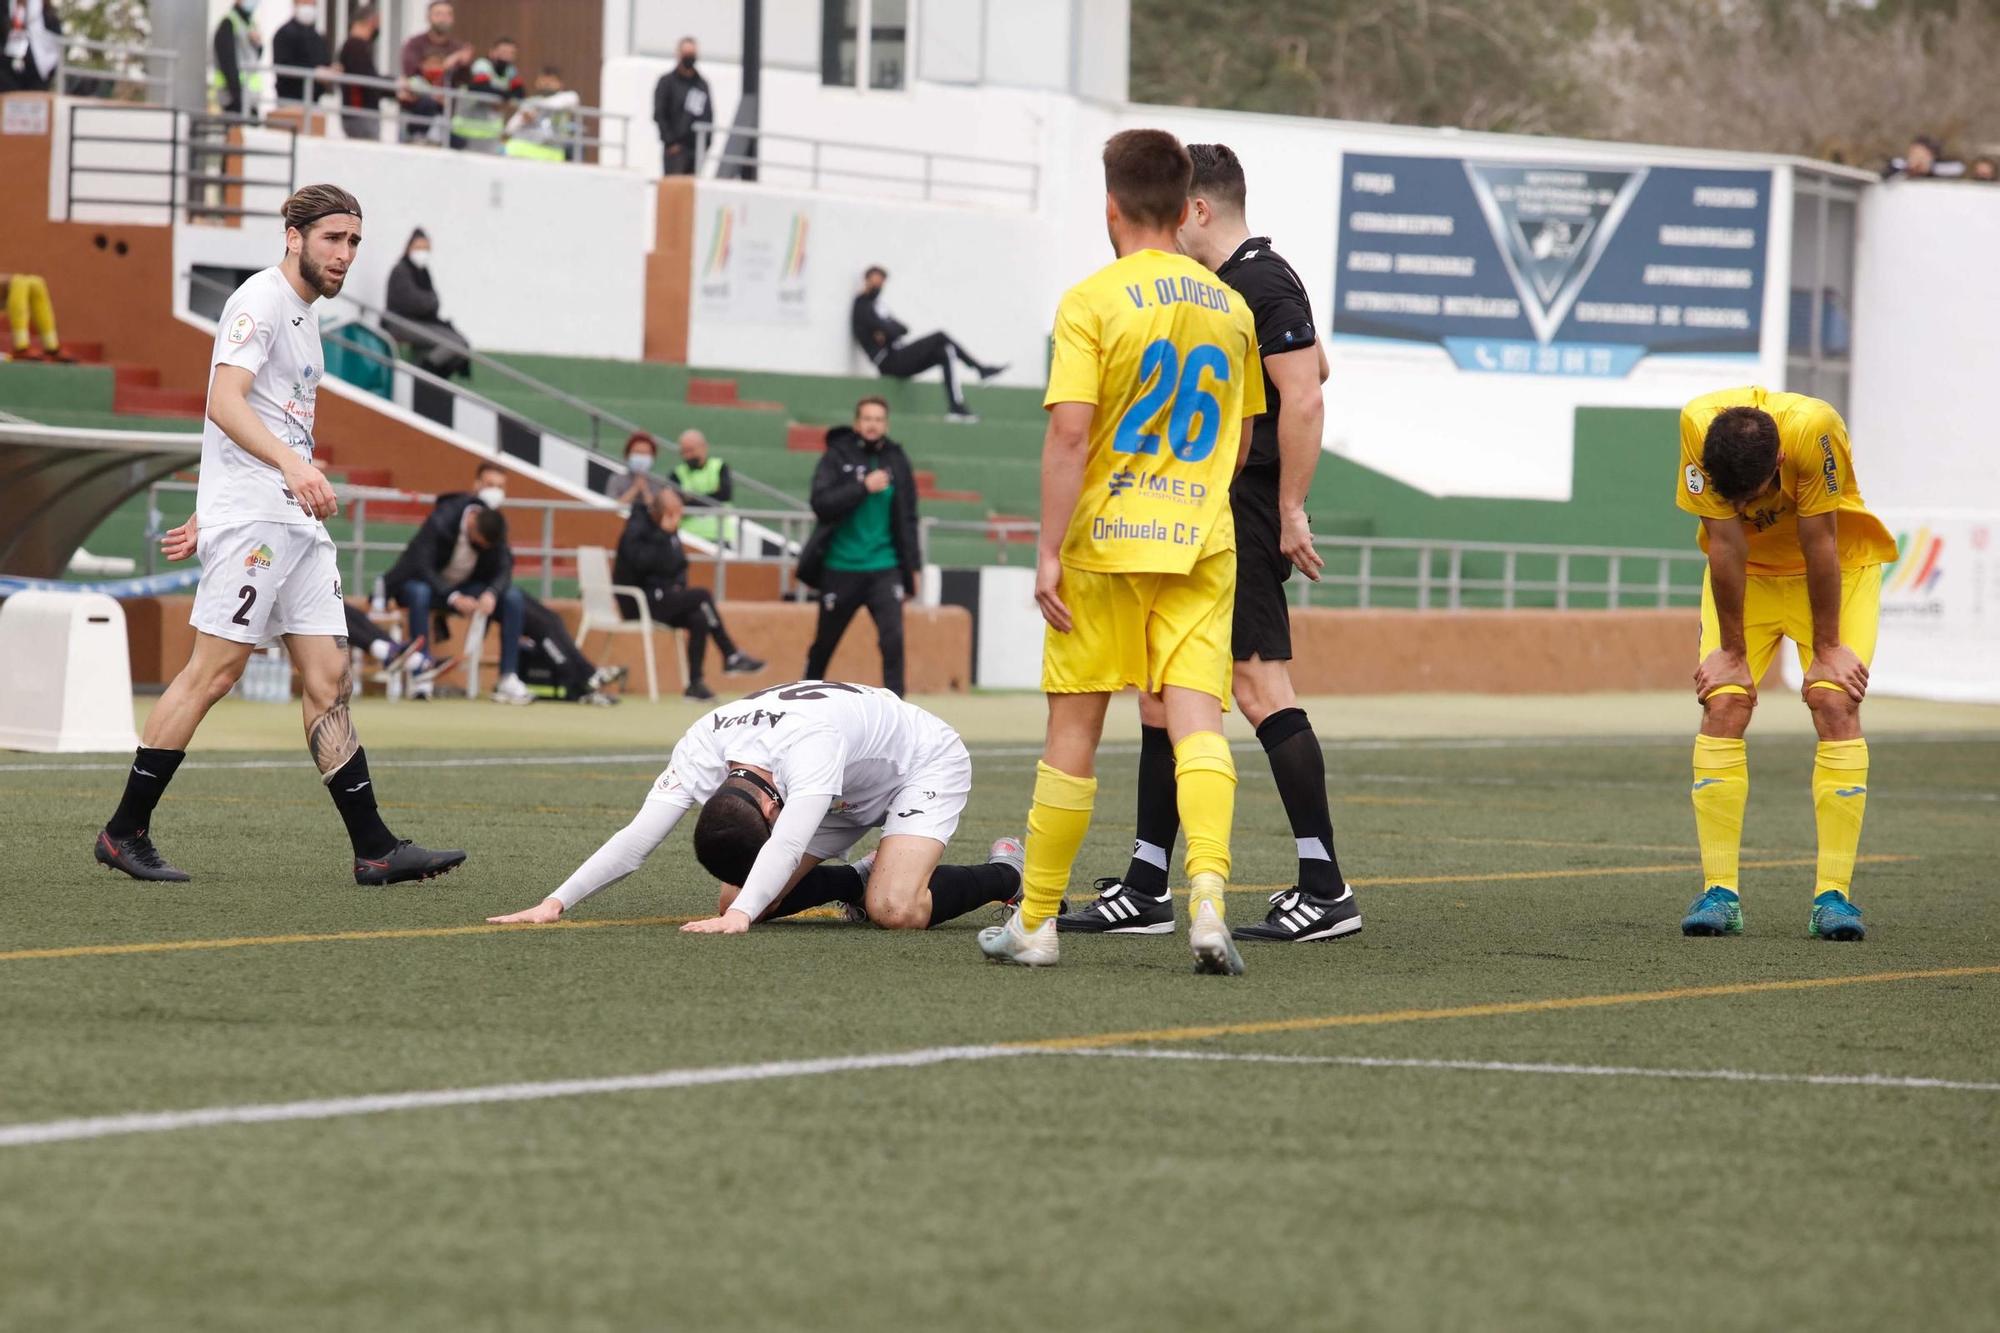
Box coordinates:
[1676,387,1899,941]
[978,128,1265,973]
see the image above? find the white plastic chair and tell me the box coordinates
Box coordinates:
[574,545,662,702]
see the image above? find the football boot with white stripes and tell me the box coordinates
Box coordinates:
[1054,878,1175,935]
[1232,884,1362,943]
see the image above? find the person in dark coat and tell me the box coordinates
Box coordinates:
[272,4,332,104]
[797,396,922,696]
[652,36,712,176]
[335,5,388,142]
[1,0,62,93]
[384,228,472,380]
[615,488,764,699]
[384,490,532,703]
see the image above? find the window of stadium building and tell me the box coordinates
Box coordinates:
[821,0,907,90]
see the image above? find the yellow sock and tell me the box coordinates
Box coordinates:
[1174,731,1236,918]
[1020,760,1096,930]
[1812,739,1869,898]
[1691,735,1749,892]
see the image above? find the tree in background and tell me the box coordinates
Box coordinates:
[51,0,155,99]
[1132,0,2000,167]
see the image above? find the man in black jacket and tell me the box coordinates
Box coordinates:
[272,5,332,104]
[798,397,922,696]
[652,37,711,176]
[615,488,764,699]
[385,490,534,704]
[850,265,1005,422]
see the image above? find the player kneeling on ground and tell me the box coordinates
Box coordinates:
[93,184,463,886]
[487,682,1024,932]
[1678,387,1897,941]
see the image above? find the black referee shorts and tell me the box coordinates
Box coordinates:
[1229,469,1293,662]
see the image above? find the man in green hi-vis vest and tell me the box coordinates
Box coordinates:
[673,429,735,546]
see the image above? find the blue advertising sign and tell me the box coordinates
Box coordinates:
[1332,153,1773,377]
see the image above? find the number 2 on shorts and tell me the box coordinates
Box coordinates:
[231,584,257,627]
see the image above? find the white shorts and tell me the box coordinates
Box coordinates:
[803,730,974,862]
[190,520,347,646]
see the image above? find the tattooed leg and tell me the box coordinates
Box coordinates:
[290,634,362,776]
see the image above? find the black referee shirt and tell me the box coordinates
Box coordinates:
[1216,235,1317,474]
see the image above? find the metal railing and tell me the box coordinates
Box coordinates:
[66,102,298,224]
[916,519,1710,611]
[51,33,180,102]
[254,63,632,168]
[694,123,1041,210]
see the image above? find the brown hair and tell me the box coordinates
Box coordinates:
[282,184,362,238]
[1103,129,1191,229]
[1186,142,1247,216]
[854,395,889,416]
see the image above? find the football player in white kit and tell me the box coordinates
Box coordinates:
[486,681,1024,932]
[94,185,465,887]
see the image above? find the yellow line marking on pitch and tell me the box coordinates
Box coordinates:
[1014,964,2000,1052]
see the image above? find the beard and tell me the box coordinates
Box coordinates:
[298,250,344,298]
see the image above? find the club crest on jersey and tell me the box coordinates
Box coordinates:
[226,312,256,346]
[1685,465,1705,496]
[243,544,275,574]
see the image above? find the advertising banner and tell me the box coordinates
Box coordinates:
[1333,153,1773,379]
[693,199,813,327]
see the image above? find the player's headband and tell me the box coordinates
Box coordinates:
[288,207,362,231]
[717,768,783,829]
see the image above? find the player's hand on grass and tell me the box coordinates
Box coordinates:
[1803,644,1869,702]
[1279,507,1323,582]
[1034,549,1072,633]
[681,909,752,935]
[285,461,339,520]
[160,512,199,562]
[1694,648,1756,702]
[487,897,565,925]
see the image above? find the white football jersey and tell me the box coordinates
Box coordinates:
[653,682,956,828]
[197,267,324,527]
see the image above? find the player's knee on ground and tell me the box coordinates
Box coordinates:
[1701,690,1755,736]
[862,880,930,930]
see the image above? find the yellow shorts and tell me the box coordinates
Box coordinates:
[1698,564,1882,695]
[1041,547,1235,703]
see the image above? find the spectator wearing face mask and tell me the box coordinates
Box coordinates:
[672,428,735,545]
[451,35,523,153]
[653,36,711,176]
[211,0,266,117]
[2,0,63,94]
[386,478,532,704]
[615,488,765,699]
[272,3,334,105]
[606,431,670,507]
[400,0,472,144]
[386,228,472,380]
[336,5,387,142]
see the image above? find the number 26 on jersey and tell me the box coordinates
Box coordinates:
[1113,339,1229,464]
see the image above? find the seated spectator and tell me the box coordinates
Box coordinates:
[452,35,523,153]
[272,4,334,105]
[604,430,670,507]
[1971,156,1998,183]
[384,484,534,704]
[1885,134,1965,180]
[344,602,453,688]
[386,228,472,380]
[505,65,579,161]
[2,0,61,94]
[398,0,471,145]
[336,5,388,142]
[0,272,67,361]
[850,265,1006,423]
[672,429,734,544]
[615,488,765,699]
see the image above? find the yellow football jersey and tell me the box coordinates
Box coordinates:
[1043,248,1266,575]
[1677,386,1899,577]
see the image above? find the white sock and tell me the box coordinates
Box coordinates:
[369,641,393,663]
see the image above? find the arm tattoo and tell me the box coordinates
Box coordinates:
[309,661,360,776]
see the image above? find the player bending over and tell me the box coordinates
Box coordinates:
[977,128,1265,973]
[486,682,1024,931]
[94,184,463,887]
[1678,388,1898,940]
[1062,141,1360,945]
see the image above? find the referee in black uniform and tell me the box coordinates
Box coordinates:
[1058,141,1363,944]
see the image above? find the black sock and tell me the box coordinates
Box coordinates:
[1120,724,1178,895]
[106,747,185,838]
[763,863,862,921]
[926,861,1018,927]
[1257,708,1346,895]
[326,749,399,859]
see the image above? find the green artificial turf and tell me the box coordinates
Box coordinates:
[2,694,1997,1332]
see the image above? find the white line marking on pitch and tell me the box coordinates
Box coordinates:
[1062,1047,2000,1092]
[0,1045,1028,1149]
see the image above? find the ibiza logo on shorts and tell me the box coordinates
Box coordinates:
[1685,464,1705,496]
[226,313,256,346]
[243,544,275,574]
